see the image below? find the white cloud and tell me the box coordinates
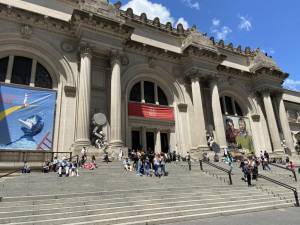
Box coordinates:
[211,26,232,40]
[181,0,200,10]
[261,48,275,55]
[238,16,252,31]
[283,79,300,91]
[121,0,174,24]
[269,48,275,54]
[121,0,189,28]
[210,18,232,40]
[212,18,220,26]
[176,17,189,29]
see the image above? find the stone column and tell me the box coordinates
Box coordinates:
[109,52,123,150]
[191,77,208,150]
[262,91,283,153]
[75,46,92,146]
[142,126,147,150]
[155,129,161,153]
[277,94,295,153]
[210,79,227,149]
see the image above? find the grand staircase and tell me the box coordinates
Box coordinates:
[0,160,296,225]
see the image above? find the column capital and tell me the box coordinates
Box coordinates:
[255,86,283,97]
[110,50,129,66]
[185,67,217,81]
[209,76,220,87]
[80,44,93,58]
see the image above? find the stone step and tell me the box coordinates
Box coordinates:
[0,190,279,214]
[1,200,292,225]
[0,185,255,203]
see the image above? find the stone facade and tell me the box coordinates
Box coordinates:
[0,0,299,159]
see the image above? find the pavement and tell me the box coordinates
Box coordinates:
[167,207,300,225]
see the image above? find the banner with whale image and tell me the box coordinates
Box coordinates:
[0,84,56,150]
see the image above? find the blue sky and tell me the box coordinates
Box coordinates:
[111,0,300,91]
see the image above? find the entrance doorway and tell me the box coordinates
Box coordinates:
[161,133,169,153]
[146,132,155,153]
[131,130,141,150]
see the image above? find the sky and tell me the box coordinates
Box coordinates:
[110,0,300,91]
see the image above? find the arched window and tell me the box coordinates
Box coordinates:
[220,95,243,116]
[129,81,169,106]
[35,63,52,89]
[11,56,32,85]
[158,86,168,106]
[0,57,8,82]
[0,56,53,89]
[144,81,155,104]
[129,82,141,102]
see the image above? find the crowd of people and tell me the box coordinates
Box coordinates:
[123,149,177,177]
[21,146,98,177]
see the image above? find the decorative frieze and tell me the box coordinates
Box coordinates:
[0,3,74,37]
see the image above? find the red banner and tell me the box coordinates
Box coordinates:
[128,102,174,121]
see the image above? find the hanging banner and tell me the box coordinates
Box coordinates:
[0,84,56,151]
[223,116,254,155]
[128,102,174,121]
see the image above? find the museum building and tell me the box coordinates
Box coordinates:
[0,0,299,159]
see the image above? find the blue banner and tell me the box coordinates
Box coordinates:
[0,84,56,150]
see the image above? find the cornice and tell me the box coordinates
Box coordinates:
[0,3,75,37]
[253,67,289,80]
[183,46,226,63]
[71,9,134,38]
[217,65,254,79]
[124,40,182,63]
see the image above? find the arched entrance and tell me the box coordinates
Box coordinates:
[128,80,175,154]
[0,55,56,150]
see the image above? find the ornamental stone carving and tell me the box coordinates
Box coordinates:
[250,49,281,73]
[64,86,76,97]
[20,24,32,39]
[80,44,93,58]
[61,41,75,53]
[182,29,217,53]
[110,50,129,66]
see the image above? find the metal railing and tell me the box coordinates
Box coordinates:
[258,173,299,207]
[0,154,79,180]
[270,163,297,182]
[199,159,233,185]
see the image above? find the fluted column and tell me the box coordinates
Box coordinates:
[277,94,295,153]
[75,46,92,146]
[109,52,123,150]
[155,129,161,153]
[191,77,208,149]
[210,79,227,149]
[262,91,282,153]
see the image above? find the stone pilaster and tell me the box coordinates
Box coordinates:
[210,79,227,149]
[277,94,295,154]
[109,52,123,152]
[74,45,92,147]
[191,77,208,150]
[262,91,283,153]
